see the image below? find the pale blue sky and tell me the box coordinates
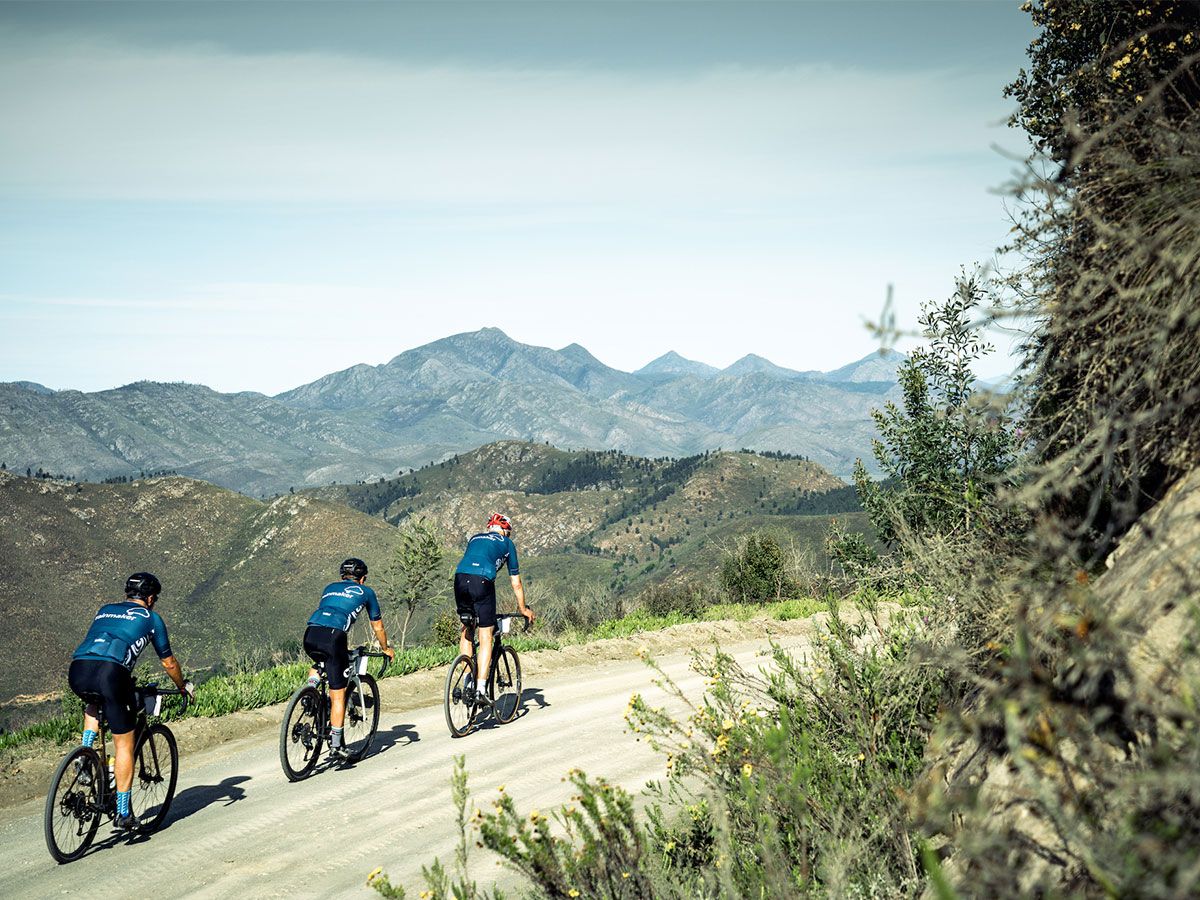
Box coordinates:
[0,1,1034,393]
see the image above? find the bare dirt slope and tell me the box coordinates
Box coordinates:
[0,614,863,898]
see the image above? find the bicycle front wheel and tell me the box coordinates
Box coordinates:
[342,674,380,762]
[44,747,102,864]
[491,646,523,725]
[131,723,178,832]
[444,655,477,738]
[280,685,324,781]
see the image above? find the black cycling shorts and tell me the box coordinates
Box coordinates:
[69,658,137,735]
[304,625,351,690]
[454,573,497,628]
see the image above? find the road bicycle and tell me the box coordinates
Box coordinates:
[444,612,527,737]
[44,683,187,863]
[279,645,389,781]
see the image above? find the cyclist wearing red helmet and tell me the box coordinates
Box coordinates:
[453,513,535,703]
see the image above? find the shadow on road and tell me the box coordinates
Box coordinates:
[474,686,547,733]
[163,775,250,828]
[521,687,550,710]
[371,722,419,755]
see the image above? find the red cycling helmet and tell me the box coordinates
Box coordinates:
[487,513,512,532]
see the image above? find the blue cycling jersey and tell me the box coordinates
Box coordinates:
[454,532,520,581]
[306,581,382,633]
[72,602,174,671]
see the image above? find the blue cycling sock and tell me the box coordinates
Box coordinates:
[81,729,97,749]
[117,790,131,816]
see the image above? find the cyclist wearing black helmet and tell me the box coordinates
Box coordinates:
[303,558,394,756]
[69,572,194,831]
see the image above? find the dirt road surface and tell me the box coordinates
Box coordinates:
[0,618,832,898]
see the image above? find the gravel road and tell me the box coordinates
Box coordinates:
[0,622,823,899]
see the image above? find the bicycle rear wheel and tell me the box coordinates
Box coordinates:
[444,655,477,738]
[44,747,102,863]
[491,646,523,724]
[342,674,380,762]
[280,685,325,781]
[131,724,178,831]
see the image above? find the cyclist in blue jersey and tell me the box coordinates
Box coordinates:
[69,572,194,831]
[303,557,395,756]
[454,514,535,704]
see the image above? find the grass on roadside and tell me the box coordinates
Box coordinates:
[1,592,916,755]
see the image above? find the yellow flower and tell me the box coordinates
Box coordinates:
[622,872,631,879]
[665,840,677,852]
[742,763,753,778]
[531,809,541,821]
[1070,22,1081,30]
[857,753,866,761]
[569,891,580,898]
[366,866,383,884]
[722,718,734,731]
[1136,95,1144,103]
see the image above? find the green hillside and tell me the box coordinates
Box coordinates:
[0,471,396,707]
[312,441,868,598]
[1,442,871,714]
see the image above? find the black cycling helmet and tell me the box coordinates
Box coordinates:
[125,572,162,600]
[340,557,368,580]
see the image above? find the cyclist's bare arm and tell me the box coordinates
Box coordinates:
[511,575,535,623]
[160,655,187,690]
[370,618,396,659]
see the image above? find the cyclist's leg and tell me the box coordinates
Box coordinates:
[67,659,104,747]
[474,580,498,695]
[79,661,138,816]
[302,625,330,685]
[453,574,477,660]
[323,632,351,741]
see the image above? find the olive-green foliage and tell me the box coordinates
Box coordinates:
[378,601,941,898]
[853,276,1017,551]
[429,610,463,646]
[368,755,506,900]
[630,604,942,898]
[379,518,449,652]
[823,519,880,585]
[897,5,1200,897]
[639,580,712,618]
[539,581,623,635]
[1005,0,1200,554]
[719,533,796,603]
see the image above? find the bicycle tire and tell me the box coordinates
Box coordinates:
[280,685,325,781]
[490,646,523,725]
[44,747,102,864]
[342,674,380,762]
[444,654,477,738]
[131,723,178,832]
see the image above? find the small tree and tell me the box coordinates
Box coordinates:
[380,518,448,652]
[720,533,795,604]
[854,275,1017,549]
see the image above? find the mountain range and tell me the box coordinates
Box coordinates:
[0,442,866,706]
[0,329,904,496]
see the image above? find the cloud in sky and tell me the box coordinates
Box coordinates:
[1,30,1009,206]
[0,5,1033,394]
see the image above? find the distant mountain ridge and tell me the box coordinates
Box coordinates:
[0,330,904,494]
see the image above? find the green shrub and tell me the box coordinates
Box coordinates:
[640,580,711,618]
[719,533,796,604]
[430,610,463,646]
